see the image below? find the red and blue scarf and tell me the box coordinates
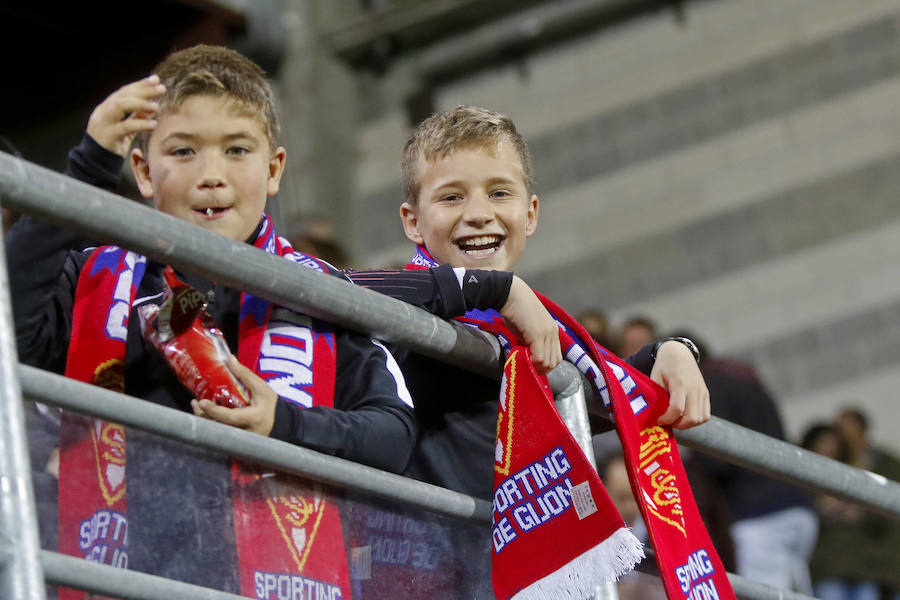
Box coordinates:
[58,215,351,599]
[410,245,735,600]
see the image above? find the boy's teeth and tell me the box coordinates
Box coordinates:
[458,235,501,252]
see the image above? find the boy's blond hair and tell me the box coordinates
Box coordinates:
[401,105,535,205]
[135,44,280,152]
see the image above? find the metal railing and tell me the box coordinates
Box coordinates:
[2,152,899,600]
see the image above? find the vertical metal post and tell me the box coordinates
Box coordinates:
[0,230,47,599]
[554,371,620,600]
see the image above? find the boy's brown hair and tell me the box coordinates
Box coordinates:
[135,44,280,152]
[401,105,535,205]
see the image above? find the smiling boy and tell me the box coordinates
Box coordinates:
[391,106,710,500]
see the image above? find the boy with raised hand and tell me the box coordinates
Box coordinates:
[5,45,425,596]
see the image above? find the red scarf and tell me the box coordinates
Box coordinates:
[410,246,736,600]
[58,215,350,599]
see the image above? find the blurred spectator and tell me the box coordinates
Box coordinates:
[804,410,900,600]
[286,215,349,269]
[593,443,666,599]
[576,307,615,351]
[618,315,656,357]
[2,206,19,236]
[801,422,850,463]
[676,331,817,594]
[835,407,900,477]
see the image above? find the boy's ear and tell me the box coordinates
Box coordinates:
[399,202,425,245]
[525,193,540,237]
[130,148,155,200]
[266,146,287,196]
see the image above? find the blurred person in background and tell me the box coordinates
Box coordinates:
[593,443,666,599]
[835,407,900,478]
[1,205,19,236]
[804,411,900,600]
[286,215,350,270]
[576,307,616,352]
[618,315,656,357]
[674,330,818,594]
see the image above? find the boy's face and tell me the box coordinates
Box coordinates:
[400,143,538,271]
[131,95,286,242]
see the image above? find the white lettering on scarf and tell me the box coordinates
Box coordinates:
[105,251,146,341]
[78,509,128,567]
[258,308,315,408]
[492,447,575,553]
[675,549,719,598]
[254,570,342,599]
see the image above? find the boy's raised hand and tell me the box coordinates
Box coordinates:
[500,276,562,374]
[650,341,711,430]
[87,75,166,157]
[191,355,278,436]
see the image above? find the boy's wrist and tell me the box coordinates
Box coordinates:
[461,269,514,310]
[650,337,701,365]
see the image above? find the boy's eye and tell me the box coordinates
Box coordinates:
[226,146,251,156]
[440,193,463,202]
[171,147,195,157]
[490,190,512,199]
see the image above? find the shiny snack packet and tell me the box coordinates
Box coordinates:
[138,266,249,408]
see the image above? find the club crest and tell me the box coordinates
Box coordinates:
[91,420,126,507]
[638,426,685,535]
[265,484,327,573]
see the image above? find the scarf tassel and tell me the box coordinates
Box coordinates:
[511,527,645,600]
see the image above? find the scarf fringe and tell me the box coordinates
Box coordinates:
[511,527,645,600]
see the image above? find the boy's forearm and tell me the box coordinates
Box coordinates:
[269,402,414,473]
[264,329,416,472]
[66,133,124,191]
[346,264,513,318]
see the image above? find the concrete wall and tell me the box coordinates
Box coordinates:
[348,0,900,453]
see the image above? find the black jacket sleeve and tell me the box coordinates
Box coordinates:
[267,332,415,474]
[625,343,654,375]
[6,134,121,372]
[67,133,124,191]
[346,265,512,318]
[6,213,88,374]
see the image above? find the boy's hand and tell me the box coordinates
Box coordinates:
[87,75,166,157]
[651,341,710,429]
[500,276,562,374]
[191,356,277,436]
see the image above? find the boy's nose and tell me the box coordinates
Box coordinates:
[197,154,226,188]
[462,195,495,225]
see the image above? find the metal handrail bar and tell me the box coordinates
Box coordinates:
[672,408,900,521]
[635,547,817,600]
[41,550,247,600]
[0,224,46,599]
[18,364,492,525]
[0,152,504,381]
[3,151,900,517]
[2,151,898,600]
[21,364,816,600]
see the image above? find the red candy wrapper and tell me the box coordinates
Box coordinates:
[138,266,249,408]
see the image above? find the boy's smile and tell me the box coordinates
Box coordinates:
[400,143,539,271]
[131,95,285,242]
